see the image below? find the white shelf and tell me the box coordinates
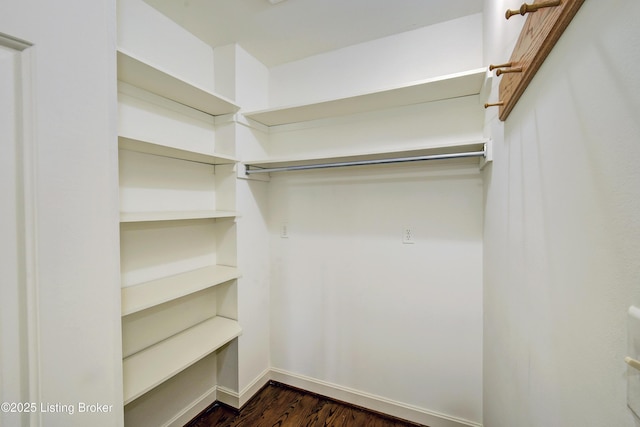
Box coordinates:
[117,49,239,116]
[118,136,237,165]
[243,68,486,126]
[121,265,240,316]
[120,210,237,223]
[122,316,241,404]
[244,141,487,172]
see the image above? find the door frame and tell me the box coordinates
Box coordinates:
[0,31,41,427]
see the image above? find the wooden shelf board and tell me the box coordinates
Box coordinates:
[119,210,237,223]
[244,141,486,170]
[121,265,240,316]
[243,68,486,126]
[118,136,237,165]
[117,49,239,116]
[123,316,241,405]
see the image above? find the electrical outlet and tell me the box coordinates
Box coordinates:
[281,223,289,238]
[402,226,415,244]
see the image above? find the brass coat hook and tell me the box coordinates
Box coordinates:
[489,62,512,71]
[489,63,523,76]
[496,66,523,76]
[505,0,561,19]
[484,102,504,109]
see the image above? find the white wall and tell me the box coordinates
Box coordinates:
[228,45,273,401]
[266,96,484,160]
[213,43,270,108]
[269,13,483,107]
[268,160,484,425]
[0,1,122,426]
[483,1,640,426]
[117,0,215,92]
[235,167,271,399]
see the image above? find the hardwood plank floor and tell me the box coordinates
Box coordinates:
[186,381,427,427]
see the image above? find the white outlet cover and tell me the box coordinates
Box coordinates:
[402,226,415,244]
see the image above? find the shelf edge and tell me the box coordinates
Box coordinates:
[118,136,237,165]
[243,68,487,126]
[119,210,238,223]
[121,265,241,316]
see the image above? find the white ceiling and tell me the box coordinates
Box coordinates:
[144,0,483,67]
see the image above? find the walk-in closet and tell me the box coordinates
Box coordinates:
[1,0,639,426]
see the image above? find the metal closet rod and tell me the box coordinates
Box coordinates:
[244,147,486,175]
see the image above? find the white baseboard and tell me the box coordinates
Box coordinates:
[215,385,238,408]
[239,368,272,407]
[217,367,272,409]
[269,368,482,427]
[177,368,482,427]
[165,385,217,427]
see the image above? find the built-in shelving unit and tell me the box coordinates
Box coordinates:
[117,46,241,417]
[117,49,239,116]
[122,316,242,404]
[243,68,486,126]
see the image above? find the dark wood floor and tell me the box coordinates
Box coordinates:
[186,381,426,427]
